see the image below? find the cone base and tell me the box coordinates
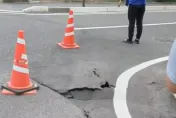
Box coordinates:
[57,42,80,49]
[1,89,37,95]
[8,81,33,90]
[1,83,39,95]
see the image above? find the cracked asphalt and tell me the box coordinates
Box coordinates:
[0,10,176,118]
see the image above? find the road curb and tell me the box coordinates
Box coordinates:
[49,7,70,13]
[22,6,176,13]
[22,6,70,13]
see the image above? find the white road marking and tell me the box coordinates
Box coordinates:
[0,9,22,12]
[75,22,176,30]
[0,11,65,15]
[113,56,168,118]
[0,10,175,16]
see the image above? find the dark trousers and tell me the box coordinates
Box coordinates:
[128,5,145,41]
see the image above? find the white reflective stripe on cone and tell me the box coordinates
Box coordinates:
[17,38,25,45]
[65,32,74,36]
[13,65,29,74]
[69,15,73,18]
[21,54,27,60]
[67,24,74,28]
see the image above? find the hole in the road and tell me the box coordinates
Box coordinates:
[33,78,114,101]
[60,81,114,101]
[101,81,110,88]
[59,68,114,101]
[32,68,115,101]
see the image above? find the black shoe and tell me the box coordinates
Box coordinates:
[123,39,133,44]
[134,39,140,44]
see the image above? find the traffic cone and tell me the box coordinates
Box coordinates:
[1,30,39,95]
[57,10,80,49]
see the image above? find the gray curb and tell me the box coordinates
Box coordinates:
[22,6,70,13]
[48,7,70,13]
[22,6,176,13]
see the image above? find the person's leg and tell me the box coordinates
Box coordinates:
[124,5,136,44]
[166,40,176,98]
[128,5,136,41]
[135,6,145,44]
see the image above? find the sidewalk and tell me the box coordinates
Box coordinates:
[22,4,176,13]
[1,2,176,13]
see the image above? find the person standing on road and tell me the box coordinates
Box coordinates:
[118,0,146,44]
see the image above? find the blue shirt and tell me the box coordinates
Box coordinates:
[126,0,146,6]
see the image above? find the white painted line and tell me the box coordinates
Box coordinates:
[75,22,176,30]
[113,56,168,118]
[0,10,175,16]
[0,10,22,13]
[75,25,128,30]
[0,11,120,15]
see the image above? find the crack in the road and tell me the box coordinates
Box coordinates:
[61,81,114,100]
[149,81,157,85]
[32,77,114,101]
[93,68,100,78]
[31,78,61,93]
[31,78,114,118]
[101,81,110,88]
[83,110,91,118]
[30,66,114,117]
[31,68,114,101]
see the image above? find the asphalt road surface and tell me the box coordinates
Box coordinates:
[0,10,176,118]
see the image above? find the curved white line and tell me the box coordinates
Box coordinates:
[113,56,169,118]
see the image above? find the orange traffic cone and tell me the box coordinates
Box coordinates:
[1,30,39,95]
[57,10,80,49]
